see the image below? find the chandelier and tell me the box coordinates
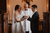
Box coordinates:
[22,0,33,2]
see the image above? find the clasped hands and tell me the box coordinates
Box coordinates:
[23,15,29,19]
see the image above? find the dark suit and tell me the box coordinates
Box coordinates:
[27,11,39,33]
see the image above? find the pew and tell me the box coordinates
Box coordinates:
[0,14,2,33]
[0,13,8,33]
[43,12,50,33]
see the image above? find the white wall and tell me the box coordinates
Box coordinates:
[7,0,47,20]
[30,0,47,19]
[8,0,25,20]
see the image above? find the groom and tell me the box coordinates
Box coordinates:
[27,5,39,33]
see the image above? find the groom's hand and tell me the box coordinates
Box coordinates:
[27,16,29,18]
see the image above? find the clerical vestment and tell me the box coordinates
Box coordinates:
[21,8,33,33]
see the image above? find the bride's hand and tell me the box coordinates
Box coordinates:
[24,16,29,19]
[24,16,27,19]
[24,15,27,17]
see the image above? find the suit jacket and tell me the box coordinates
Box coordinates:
[27,11,39,31]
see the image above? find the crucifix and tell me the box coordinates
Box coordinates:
[22,0,33,8]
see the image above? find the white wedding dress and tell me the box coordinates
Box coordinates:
[12,8,24,33]
[15,15,24,33]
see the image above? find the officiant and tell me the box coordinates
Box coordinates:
[21,4,33,33]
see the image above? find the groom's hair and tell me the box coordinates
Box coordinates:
[32,5,37,8]
[15,5,20,10]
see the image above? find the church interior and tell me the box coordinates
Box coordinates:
[0,0,50,33]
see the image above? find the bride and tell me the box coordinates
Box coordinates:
[12,5,27,33]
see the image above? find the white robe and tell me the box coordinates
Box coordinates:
[21,8,33,33]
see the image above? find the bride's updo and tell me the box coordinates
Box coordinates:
[15,5,20,11]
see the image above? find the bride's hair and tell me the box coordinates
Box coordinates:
[15,5,20,10]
